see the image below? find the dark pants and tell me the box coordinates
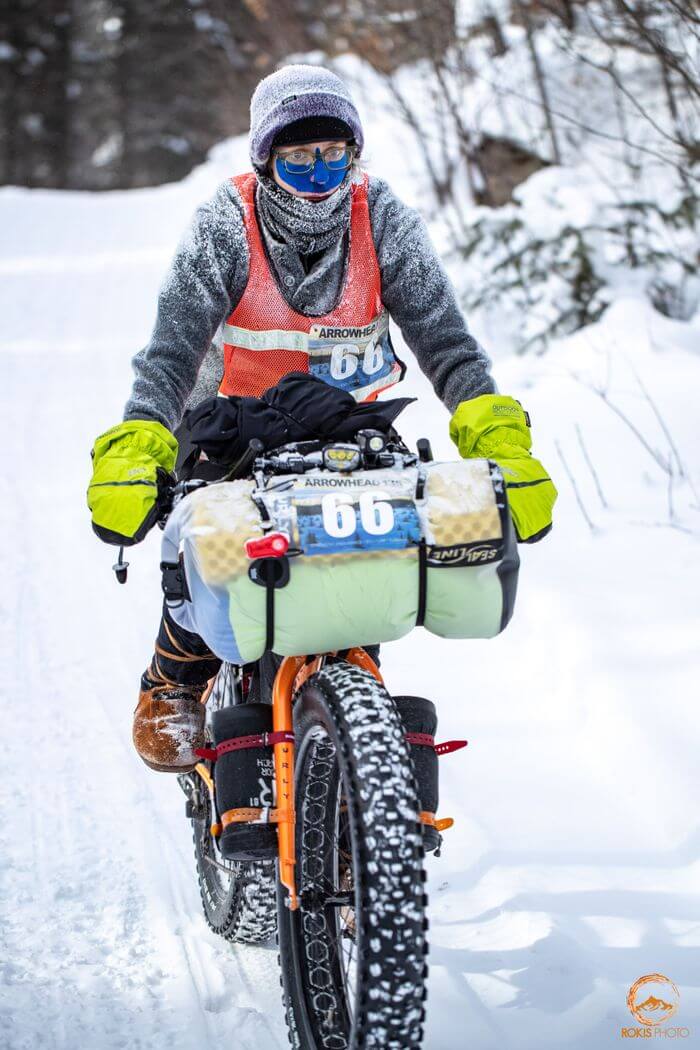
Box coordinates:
[144,603,221,689]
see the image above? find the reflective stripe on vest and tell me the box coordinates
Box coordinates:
[219,172,404,402]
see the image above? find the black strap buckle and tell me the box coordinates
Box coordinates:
[160,556,191,605]
[248,556,290,589]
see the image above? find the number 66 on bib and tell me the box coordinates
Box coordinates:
[308,312,404,400]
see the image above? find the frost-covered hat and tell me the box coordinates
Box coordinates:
[271,116,355,150]
[249,64,364,169]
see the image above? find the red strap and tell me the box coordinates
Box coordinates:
[197,731,467,764]
[435,739,468,755]
[267,730,296,746]
[405,733,468,756]
[216,733,268,756]
[194,730,294,763]
[194,746,218,762]
[405,732,435,748]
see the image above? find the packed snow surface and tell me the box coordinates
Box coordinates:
[1,122,699,1049]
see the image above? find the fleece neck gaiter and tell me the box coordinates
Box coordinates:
[255,172,352,256]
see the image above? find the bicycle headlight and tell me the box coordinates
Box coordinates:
[322,444,362,472]
[356,429,387,455]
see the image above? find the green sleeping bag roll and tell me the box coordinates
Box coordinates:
[172,459,519,661]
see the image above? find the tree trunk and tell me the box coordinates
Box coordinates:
[513,0,563,165]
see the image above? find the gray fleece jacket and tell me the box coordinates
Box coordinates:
[124,174,495,430]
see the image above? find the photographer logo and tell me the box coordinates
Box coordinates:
[621,974,688,1039]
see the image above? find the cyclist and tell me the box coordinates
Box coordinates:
[87,64,557,773]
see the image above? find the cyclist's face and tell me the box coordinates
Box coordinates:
[271,140,351,199]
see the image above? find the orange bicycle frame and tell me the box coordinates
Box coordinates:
[193,649,383,911]
[273,648,383,911]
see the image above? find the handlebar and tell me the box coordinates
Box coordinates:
[160,433,430,529]
[252,445,417,476]
[115,432,435,583]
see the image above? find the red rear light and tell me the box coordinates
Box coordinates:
[245,531,290,559]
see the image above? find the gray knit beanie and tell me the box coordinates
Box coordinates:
[249,64,364,169]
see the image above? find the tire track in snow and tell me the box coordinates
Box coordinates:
[0,348,286,1050]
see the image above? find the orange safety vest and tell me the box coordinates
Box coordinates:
[219,172,404,402]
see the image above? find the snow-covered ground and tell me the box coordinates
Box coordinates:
[1,114,699,1049]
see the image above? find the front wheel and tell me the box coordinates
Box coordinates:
[277,661,428,1049]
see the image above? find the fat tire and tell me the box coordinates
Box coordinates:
[191,789,277,944]
[278,661,428,1049]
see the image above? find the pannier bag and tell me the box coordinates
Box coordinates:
[161,459,519,664]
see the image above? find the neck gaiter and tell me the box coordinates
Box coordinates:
[255,172,353,256]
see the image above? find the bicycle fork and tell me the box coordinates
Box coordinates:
[272,649,384,911]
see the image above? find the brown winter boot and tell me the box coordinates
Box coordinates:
[132,680,207,773]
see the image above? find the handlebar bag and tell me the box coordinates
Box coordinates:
[162,460,519,664]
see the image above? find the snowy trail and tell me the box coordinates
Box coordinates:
[0,344,288,1050]
[2,139,700,1049]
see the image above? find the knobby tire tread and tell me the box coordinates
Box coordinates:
[192,796,277,944]
[278,662,428,1050]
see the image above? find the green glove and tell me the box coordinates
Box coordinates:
[449,394,557,543]
[87,420,178,545]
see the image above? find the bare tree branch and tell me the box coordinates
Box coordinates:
[575,423,609,508]
[555,439,598,532]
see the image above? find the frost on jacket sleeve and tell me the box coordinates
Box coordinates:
[124,181,249,431]
[367,176,495,413]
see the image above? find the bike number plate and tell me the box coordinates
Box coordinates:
[262,474,421,557]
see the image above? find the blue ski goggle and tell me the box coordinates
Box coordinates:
[274,145,353,194]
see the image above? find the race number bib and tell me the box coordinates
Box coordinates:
[308,311,402,400]
[262,471,421,557]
